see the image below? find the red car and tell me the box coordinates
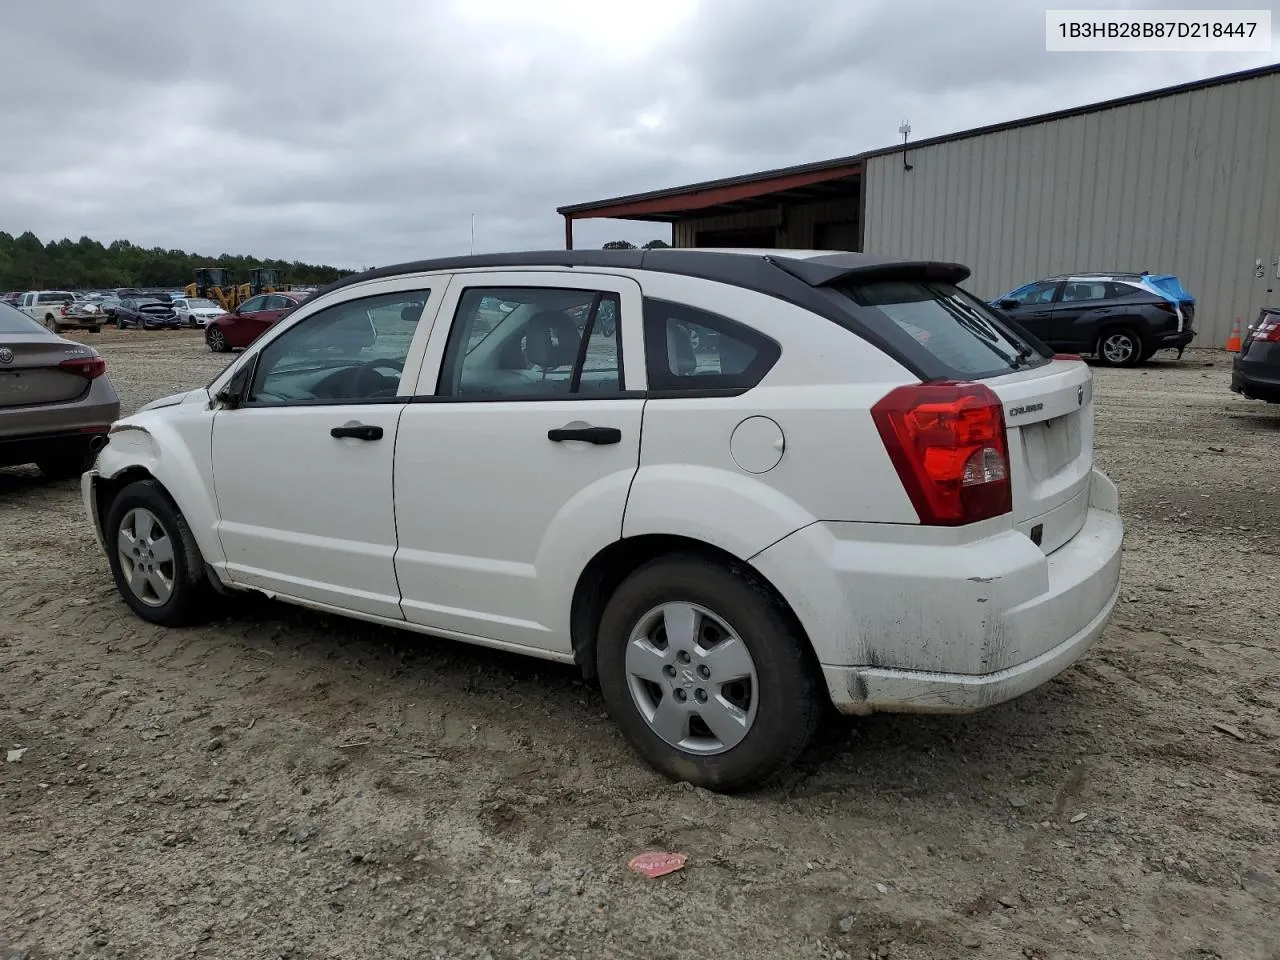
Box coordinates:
[205,292,309,352]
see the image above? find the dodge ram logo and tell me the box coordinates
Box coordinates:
[0,348,13,365]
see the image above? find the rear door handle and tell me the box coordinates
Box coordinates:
[331,423,383,441]
[547,424,621,445]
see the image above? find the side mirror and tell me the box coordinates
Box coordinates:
[214,387,242,408]
[997,299,1018,310]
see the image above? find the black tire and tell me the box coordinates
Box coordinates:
[1095,327,1142,367]
[206,327,229,353]
[104,479,211,626]
[596,554,823,792]
[35,444,92,480]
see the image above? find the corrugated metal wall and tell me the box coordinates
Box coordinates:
[673,197,860,248]
[863,71,1280,347]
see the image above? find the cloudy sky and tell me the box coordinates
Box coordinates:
[1,0,1275,268]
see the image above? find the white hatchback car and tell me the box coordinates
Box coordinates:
[83,250,1123,790]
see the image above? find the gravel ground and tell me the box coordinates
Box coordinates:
[1,329,1278,960]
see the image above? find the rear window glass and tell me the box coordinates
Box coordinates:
[835,281,1048,378]
[0,300,48,334]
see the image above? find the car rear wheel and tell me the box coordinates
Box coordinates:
[105,480,211,626]
[206,327,229,352]
[596,554,822,792]
[1097,327,1142,367]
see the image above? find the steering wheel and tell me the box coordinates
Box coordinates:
[353,357,405,397]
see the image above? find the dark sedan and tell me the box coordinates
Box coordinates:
[0,301,120,477]
[114,298,183,330]
[1231,306,1280,404]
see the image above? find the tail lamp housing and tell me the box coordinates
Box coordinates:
[872,381,1012,526]
[1251,315,1280,343]
[59,355,107,380]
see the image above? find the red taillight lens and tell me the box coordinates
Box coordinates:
[60,304,70,316]
[59,356,107,379]
[1252,317,1280,343]
[871,382,1012,526]
[1053,353,1082,361]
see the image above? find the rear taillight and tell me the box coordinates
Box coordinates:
[871,382,1012,526]
[59,356,107,379]
[60,304,70,316]
[1053,353,1082,361]
[1252,316,1280,343]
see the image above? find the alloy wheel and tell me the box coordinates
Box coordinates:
[624,602,759,755]
[1101,332,1137,364]
[116,507,176,607]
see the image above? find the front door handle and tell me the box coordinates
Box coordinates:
[547,424,621,445]
[331,423,383,441]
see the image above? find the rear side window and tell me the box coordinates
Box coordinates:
[833,281,1047,379]
[37,292,74,304]
[1107,282,1146,300]
[642,299,780,393]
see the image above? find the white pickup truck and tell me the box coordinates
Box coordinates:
[17,290,104,333]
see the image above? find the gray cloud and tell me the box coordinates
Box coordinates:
[1,0,1274,268]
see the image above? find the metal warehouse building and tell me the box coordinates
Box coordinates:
[558,63,1280,348]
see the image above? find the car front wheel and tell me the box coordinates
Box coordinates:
[104,480,211,626]
[596,554,823,792]
[206,327,230,352]
[1097,327,1142,367]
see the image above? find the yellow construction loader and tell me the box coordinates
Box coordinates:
[185,267,283,312]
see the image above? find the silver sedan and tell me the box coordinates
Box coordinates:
[0,301,120,477]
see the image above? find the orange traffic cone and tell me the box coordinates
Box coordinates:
[1226,317,1242,353]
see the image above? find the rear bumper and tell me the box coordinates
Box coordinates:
[1231,347,1280,402]
[1152,329,1194,349]
[753,470,1124,716]
[0,382,119,443]
[0,426,112,467]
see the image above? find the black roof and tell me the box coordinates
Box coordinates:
[308,249,972,302]
[558,62,1280,217]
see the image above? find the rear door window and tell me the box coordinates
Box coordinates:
[833,281,1048,379]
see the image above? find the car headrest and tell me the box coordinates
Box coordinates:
[524,310,581,369]
[667,323,697,376]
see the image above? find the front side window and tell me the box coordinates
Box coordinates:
[1005,282,1057,305]
[437,286,622,398]
[642,299,780,393]
[245,289,430,405]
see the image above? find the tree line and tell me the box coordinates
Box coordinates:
[603,240,671,250]
[0,230,353,291]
